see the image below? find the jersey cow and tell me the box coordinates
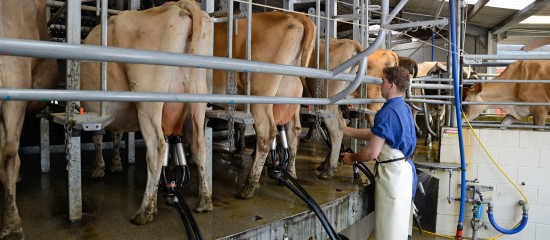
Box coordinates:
[0,0,59,238]
[304,38,398,179]
[212,12,316,199]
[463,60,550,127]
[81,0,213,225]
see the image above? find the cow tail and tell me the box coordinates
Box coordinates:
[178,0,202,56]
[350,39,365,54]
[299,16,316,69]
[413,62,418,78]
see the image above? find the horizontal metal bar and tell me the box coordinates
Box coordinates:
[19,139,145,155]
[211,13,247,23]
[333,14,361,21]
[463,54,550,61]
[412,78,454,82]
[0,88,384,106]
[406,99,452,105]
[463,123,550,130]
[463,79,550,84]
[410,95,454,99]
[410,83,454,90]
[462,101,550,106]
[0,38,381,84]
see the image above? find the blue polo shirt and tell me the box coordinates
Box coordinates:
[371,96,417,198]
[371,97,416,156]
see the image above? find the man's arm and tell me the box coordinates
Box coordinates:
[343,126,373,141]
[341,134,385,165]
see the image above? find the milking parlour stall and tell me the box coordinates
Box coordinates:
[1,0,549,240]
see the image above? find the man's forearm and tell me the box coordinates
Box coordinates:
[343,126,372,141]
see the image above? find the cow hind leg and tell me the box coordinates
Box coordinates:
[318,106,342,179]
[131,103,165,225]
[190,104,212,213]
[110,132,123,172]
[236,105,276,199]
[91,134,106,178]
[284,107,302,179]
[0,102,26,239]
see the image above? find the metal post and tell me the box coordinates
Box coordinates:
[40,114,50,172]
[68,130,82,221]
[66,0,82,222]
[127,132,135,164]
[205,127,213,197]
[100,0,108,117]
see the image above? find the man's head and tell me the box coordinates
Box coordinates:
[381,66,410,98]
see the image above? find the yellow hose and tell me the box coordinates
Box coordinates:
[461,112,529,239]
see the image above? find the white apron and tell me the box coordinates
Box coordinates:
[374,143,413,240]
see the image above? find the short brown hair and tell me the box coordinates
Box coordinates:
[382,66,410,92]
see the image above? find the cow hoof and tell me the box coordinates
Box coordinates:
[130,211,154,225]
[0,223,23,240]
[91,169,105,178]
[110,163,123,172]
[195,201,213,213]
[318,170,334,179]
[315,162,327,172]
[235,189,255,200]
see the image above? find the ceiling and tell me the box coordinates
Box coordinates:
[252,0,550,51]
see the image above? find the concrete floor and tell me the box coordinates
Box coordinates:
[11,124,445,240]
[13,129,370,240]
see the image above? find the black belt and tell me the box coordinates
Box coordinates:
[374,156,407,177]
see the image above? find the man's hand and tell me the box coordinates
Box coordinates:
[340,152,355,166]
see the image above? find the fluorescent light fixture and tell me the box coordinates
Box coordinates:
[520,16,550,24]
[445,0,534,10]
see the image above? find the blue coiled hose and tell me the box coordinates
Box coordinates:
[487,201,528,234]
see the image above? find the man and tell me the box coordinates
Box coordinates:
[340,66,417,240]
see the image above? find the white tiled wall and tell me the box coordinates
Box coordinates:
[435,128,550,240]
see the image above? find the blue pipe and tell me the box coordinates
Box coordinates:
[476,205,482,219]
[431,31,435,61]
[487,202,528,234]
[448,0,467,238]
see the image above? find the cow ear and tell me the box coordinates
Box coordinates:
[473,83,483,93]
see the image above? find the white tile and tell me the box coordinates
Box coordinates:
[438,179,460,199]
[541,150,550,168]
[539,188,550,206]
[471,145,499,165]
[437,197,459,215]
[520,131,550,150]
[500,130,521,148]
[498,148,539,167]
[494,222,535,240]
[477,165,517,184]
[536,224,550,240]
[493,202,520,221]
[436,214,457,234]
[480,129,502,147]
[517,167,550,187]
[526,205,550,225]
[495,184,536,204]
[440,144,461,164]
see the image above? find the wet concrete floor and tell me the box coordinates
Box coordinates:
[11,127,441,240]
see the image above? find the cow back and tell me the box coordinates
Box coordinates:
[81,0,209,134]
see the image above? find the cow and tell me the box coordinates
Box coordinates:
[80,0,213,226]
[212,11,316,199]
[462,60,550,127]
[411,61,478,145]
[303,38,399,179]
[399,56,418,78]
[0,0,59,238]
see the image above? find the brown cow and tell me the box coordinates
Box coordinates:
[213,12,316,199]
[398,56,418,78]
[304,38,399,179]
[81,0,213,225]
[0,0,59,238]
[463,60,550,127]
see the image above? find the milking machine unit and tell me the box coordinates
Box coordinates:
[159,136,203,240]
[267,125,348,240]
